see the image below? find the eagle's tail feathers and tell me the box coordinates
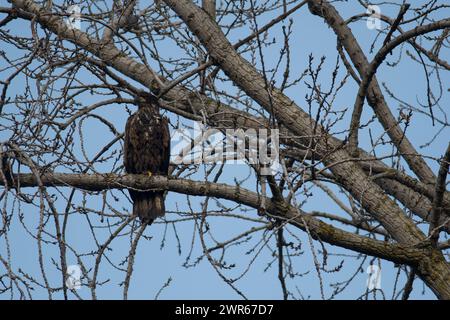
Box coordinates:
[133,192,165,225]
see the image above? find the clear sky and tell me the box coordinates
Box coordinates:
[0,0,448,300]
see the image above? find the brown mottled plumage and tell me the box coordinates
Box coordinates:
[124,101,170,224]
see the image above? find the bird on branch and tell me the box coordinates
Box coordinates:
[124,98,170,225]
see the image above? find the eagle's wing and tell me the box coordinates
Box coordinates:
[160,116,171,174]
[123,113,137,174]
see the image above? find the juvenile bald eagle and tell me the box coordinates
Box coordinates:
[124,101,170,224]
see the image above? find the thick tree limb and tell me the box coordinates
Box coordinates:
[0,172,433,266]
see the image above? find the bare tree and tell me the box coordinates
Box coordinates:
[0,0,449,299]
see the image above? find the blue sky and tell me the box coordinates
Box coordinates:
[0,0,448,299]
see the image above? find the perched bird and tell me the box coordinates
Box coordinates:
[124,99,170,224]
